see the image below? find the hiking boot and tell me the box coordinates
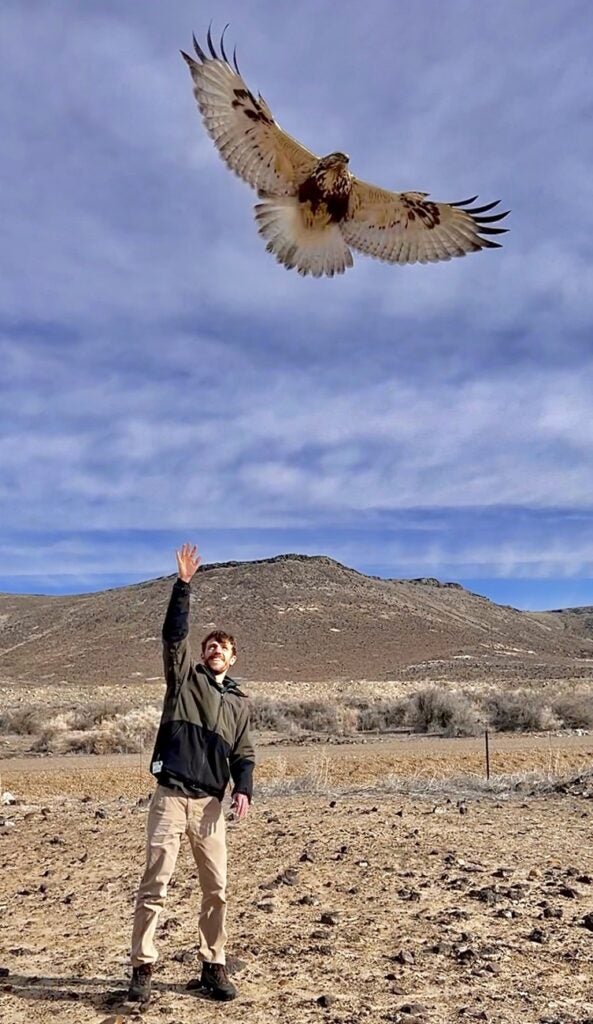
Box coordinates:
[127,963,152,1004]
[200,961,237,1001]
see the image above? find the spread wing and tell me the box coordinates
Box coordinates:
[181,28,318,197]
[342,178,509,264]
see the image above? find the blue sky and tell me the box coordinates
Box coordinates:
[1,0,592,609]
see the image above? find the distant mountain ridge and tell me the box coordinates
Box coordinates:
[1,554,592,685]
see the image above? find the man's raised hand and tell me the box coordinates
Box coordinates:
[176,542,202,583]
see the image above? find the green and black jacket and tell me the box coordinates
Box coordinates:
[150,579,254,802]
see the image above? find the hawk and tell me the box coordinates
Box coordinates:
[182,28,509,278]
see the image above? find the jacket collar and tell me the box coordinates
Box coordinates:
[199,662,247,696]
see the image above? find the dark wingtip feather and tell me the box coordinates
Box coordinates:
[220,24,230,63]
[449,195,479,208]
[472,210,510,224]
[467,199,502,215]
[180,49,196,68]
[476,226,509,236]
[206,23,218,59]
[192,33,207,62]
[233,44,241,75]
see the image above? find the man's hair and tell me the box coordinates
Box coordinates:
[201,629,237,659]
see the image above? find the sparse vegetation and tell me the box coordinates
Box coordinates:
[250,698,342,734]
[485,691,560,733]
[354,698,408,732]
[406,687,480,737]
[0,707,47,735]
[30,704,161,754]
[552,692,593,730]
[2,686,592,756]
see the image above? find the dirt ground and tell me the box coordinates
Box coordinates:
[2,742,593,1024]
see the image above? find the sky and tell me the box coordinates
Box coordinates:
[1,0,593,609]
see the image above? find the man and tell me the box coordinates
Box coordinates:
[128,543,254,1004]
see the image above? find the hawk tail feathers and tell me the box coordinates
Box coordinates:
[254,197,353,278]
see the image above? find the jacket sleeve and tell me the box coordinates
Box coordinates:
[229,705,255,801]
[162,578,193,694]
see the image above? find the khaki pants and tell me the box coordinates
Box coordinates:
[131,785,227,966]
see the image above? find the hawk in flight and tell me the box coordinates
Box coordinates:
[182,29,509,278]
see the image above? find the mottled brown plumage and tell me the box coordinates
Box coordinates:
[181,28,509,277]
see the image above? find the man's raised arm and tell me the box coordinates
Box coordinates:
[162,544,202,693]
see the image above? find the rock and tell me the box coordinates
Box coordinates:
[0,968,9,978]
[468,886,499,904]
[316,994,336,1007]
[400,1003,428,1016]
[277,867,299,886]
[172,949,195,963]
[398,888,420,902]
[453,945,476,963]
[95,808,107,819]
[320,912,339,926]
[582,912,593,931]
[298,894,318,906]
[557,884,578,899]
[527,927,547,944]
[392,949,415,965]
[1,792,16,805]
[257,901,276,913]
[540,905,562,920]
[300,850,315,862]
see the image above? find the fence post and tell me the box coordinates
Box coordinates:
[485,728,490,780]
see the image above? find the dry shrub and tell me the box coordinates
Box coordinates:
[406,687,480,737]
[65,706,161,754]
[250,698,292,733]
[0,707,47,735]
[485,691,560,732]
[70,700,134,730]
[31,710,80,751]
[32,705,160,754]
[355,699,408,732]
[251,698,340,734]
[288,700,340,733]
[552,692,593,730]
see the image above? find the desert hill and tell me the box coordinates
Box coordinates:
[1,554,592,685]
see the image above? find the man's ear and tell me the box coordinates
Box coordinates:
[230,654,237,666]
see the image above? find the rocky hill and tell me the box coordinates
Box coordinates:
[1,555,592,684]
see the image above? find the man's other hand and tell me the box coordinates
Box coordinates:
[230,794,249,821]
[176,542,202,583]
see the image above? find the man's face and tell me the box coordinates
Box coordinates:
[203,638,236,677]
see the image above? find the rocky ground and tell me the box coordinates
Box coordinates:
[1,752,593,1024]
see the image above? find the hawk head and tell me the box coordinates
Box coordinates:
[312,152,352,199]
[318,152,350,169]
